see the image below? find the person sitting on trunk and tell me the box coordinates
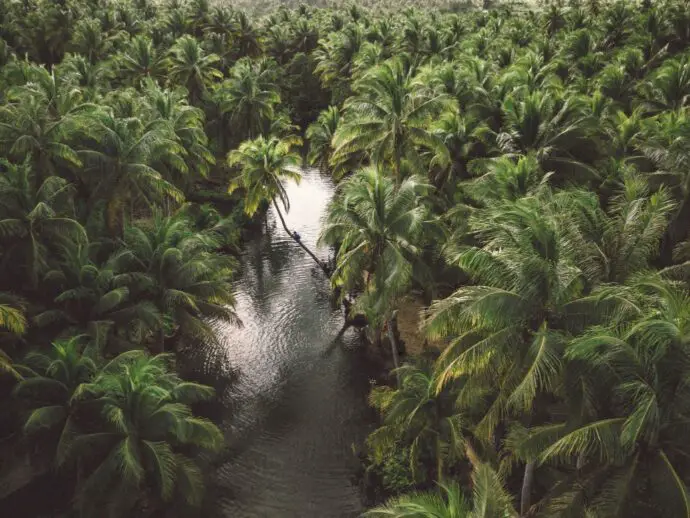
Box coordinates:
[293,231,301,241]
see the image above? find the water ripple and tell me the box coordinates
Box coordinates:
[203,170,376,518]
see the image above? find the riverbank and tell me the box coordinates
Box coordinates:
[396,296,444,358]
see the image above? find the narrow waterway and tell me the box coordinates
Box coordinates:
[204,169,376,517]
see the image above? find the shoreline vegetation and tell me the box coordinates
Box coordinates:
[0,0,690,517]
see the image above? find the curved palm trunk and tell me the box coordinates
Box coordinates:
[436,435,444,484]
[272,199,330,277]
[387,316,401,388]
[520,461,536,517]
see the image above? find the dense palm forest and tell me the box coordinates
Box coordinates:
[1,0,690,516]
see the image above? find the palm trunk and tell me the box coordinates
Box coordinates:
[520,461,535,517]
[272,199,330,277]
[436,435,444,483]
[393,152,402,185]
[387,317,401,388]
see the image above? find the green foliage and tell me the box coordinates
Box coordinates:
[3,0,690,516]
[227,134,303,215]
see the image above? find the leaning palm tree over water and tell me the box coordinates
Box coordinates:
[228,135,329,275]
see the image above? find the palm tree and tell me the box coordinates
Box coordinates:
[0,293,26,379]
[305,105,341,173]
[320,167,430,363]
[462,155,549,206]
[640,54,690,112]
[13,338,97,462]
[110,213,236,350]
[232,11,262,59]
[117,35,167,86]
[215,57,281,141]
[65,351,223,516]
[78,112,185,235]
[320,166,430,295]
[35,240,161,354]
[228,135,329,275]
[332,59,454,182]
[423,191,600,514]
[58,54,108,97]
[431,111,490,192]
[0,159,86,288]
[142,81,215,191]
[69,17,122,64]
[368,362,469,483]
[497,90,597,184]
[0,71,84,182]
[366,463,518,518]
[167,35,222,104]
[314,24,363,101]
[639,110,690,252]
[513,276,690,518]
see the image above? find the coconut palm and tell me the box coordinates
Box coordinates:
[462,155,549,206]
[332,59,454,182]
[513,276,690,518]
[232,11,262,59]
[216,57,281,141]
[13,338,97,461]
[431,112,491,192]
[320,167,431,364]
[0,159,86,288]
[320,167,431,295]
[34,240,161,354]
[368,361,470,483]
[640,53,690,112]
[639,110,690,251]
[110,213,236,350]
[167,35,222,104]
[366,463,518,518]
[117,35,167,86]
[69,17,122,64]
[65,351,223,516]
[423,191,602,514]
[305,105,340,173]
[142,81,215,190]
[58,54,108,96]
[78,112,185,235]
[314,24,363,100]
[228,135,328,274]
[0,293,26,379]
[497,90,597,184]
[0,71,85,182]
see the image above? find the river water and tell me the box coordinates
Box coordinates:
[204,169,376,518]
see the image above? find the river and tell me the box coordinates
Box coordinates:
[202,169,376,518]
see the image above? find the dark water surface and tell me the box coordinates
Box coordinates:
[204,170,375,518]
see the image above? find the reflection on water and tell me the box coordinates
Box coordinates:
[205,170,375,518]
